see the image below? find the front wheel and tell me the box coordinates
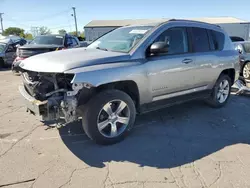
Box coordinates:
[81,89,136,145]
[205,74,232,108]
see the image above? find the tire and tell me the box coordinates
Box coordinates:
[242,62,250,80]
[81,89,136,145]
[206,74,232,108]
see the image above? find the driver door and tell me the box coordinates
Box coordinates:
[146,27,198,101]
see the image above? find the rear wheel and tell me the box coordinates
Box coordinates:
[206,74,232,108]
[243,62,250,79]
[81,89,136,145]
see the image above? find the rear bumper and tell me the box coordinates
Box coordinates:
[18,85,48,116]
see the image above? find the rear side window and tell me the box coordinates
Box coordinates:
[210,30,225,51]
[191,27,210,52]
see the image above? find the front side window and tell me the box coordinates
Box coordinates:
[30,35,64,45]
[153,27,189,55]
[87,26,153,53]
[191,27,210,52]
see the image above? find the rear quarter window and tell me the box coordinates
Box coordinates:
[210,30,225,51]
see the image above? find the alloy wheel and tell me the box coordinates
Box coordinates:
[217,79,230,103]
[243,64,250,79]
[97,100,130,138]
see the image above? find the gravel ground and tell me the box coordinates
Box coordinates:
[0,69,250,188]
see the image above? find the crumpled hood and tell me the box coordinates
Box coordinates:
[19,48,130,73]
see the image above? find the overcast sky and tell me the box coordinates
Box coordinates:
[1,0,250,34]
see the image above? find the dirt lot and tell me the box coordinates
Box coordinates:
[0,69,250,188]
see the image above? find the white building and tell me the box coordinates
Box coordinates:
[84,17,250,41]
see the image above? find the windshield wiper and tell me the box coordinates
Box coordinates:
[96,46,108,51]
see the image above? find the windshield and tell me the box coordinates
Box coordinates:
[30,35,64,45]
[87,26,153,53]
[0,43,6,53]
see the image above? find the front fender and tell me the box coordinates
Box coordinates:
[64,62,151,105]
[65,62,141,86]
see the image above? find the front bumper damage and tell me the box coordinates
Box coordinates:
[19,83,82,124]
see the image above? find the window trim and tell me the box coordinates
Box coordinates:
[147,27,191,57]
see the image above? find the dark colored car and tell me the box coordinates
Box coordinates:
[234,41,250,80]
[0,38,27,68]
[12,34,80,72]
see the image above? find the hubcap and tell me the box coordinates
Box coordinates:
[243,64,250,79]
[97,100,130,138]
[217,79,230,103]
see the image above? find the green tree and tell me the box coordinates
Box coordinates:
[58,29,67,35]
[39,26,51,35]
[3,27,25,37]
[25,33,33,40]
[68,31,77,36]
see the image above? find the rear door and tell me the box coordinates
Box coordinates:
[189,27,218,87]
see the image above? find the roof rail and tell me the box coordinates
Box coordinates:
[168,19,221,27]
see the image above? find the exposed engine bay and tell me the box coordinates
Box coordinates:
[20,70,85,124]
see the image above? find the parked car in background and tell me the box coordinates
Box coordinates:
[12,34,80,72]
[0,38,27,68]
[18,20,239,145]
[234,41,250,79]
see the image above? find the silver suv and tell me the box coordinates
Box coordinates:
[19,19,239,145]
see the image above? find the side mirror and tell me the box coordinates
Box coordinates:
[149,42,169,55]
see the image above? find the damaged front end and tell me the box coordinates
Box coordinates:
[19,70,87,124]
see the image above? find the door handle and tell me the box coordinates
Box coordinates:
[182,59,193,64]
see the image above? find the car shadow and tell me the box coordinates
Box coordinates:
[59,95,250,168]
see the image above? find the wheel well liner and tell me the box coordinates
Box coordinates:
[221,68,235,83]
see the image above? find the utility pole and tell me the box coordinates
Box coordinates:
[72,7,78,36]
[0,13,4,34]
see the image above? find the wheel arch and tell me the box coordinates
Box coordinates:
[97,80,140,111]
[220,68,236,84]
